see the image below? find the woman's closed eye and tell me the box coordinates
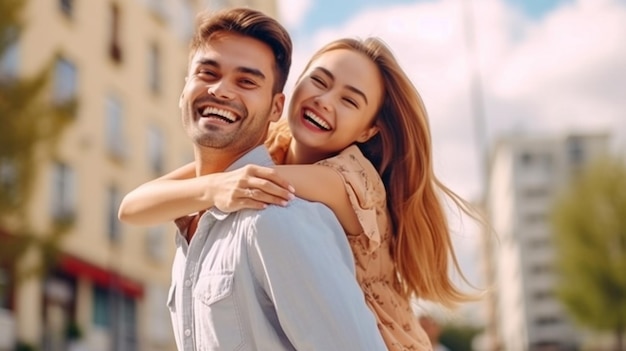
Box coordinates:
[311,75,328,88]
[343,97,359,108]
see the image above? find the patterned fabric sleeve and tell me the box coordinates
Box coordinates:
[316,145,384,254]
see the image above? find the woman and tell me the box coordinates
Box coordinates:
[120,37,479,350]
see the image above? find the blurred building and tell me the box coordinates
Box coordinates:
[0,0,277,350]
[484,133,609,351]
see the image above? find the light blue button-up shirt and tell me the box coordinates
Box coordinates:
[167,145,386,351]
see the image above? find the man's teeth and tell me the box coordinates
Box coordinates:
[201,106,236,122]
[304,110,331,130]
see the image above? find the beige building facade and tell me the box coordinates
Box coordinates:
[484,133,610,351]
[0,0,277,350]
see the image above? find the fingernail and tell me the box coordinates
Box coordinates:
[280,201,288,206]
[287,193,295,200]
[288,185,295,193]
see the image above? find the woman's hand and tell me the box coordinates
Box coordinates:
[208,165,295,213]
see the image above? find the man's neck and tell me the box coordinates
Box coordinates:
[194,145,258,175]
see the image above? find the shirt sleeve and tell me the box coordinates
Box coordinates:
[247,201,387,351]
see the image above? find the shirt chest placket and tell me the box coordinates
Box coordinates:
[181,214,219,351]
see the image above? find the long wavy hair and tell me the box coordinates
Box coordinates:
[304,38,481,307]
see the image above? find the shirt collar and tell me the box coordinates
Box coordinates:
[225,144,275,171]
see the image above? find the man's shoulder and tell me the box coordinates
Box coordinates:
[238,198,341,236]
[245,197,332,219]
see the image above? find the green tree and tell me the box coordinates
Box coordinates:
[439,323,482,351]
[551,156,626,351]
[0,0,75,280]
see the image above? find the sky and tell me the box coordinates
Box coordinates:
[277,0,626,317]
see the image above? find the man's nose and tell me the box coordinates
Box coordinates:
[207,81,234,100]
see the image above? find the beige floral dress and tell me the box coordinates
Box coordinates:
[265,120,432,351]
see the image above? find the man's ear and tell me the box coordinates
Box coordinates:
[269,93,285,123]
[356,125,380,143]
[179,77,188,109]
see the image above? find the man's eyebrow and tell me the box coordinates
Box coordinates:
[316,67,368,105]
[196,58,219,67]
[236,67,266,80]
[195,59,266,81]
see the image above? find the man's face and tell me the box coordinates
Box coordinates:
[179,32,284,155]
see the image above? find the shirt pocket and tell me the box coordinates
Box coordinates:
[194,272,244,350]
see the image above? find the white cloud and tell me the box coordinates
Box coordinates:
[288,0,626,313]
[277,0,314,30]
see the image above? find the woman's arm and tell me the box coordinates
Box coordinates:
[273,165,362,235]
[118,163,294,226]
[118,162,360,233]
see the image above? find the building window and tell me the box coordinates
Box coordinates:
[109,4,122,63]
[147,125,164,174]
[524,212,546,225]
[59,0,73,17]
[54,57,77,104]
[93,285,110,327]
[148,44,161,93]
[0,40,18,80]
[50,162,75,223]
[93,286,137,349]
[178,0,194,40]
[540,153,553,173]
[107,185,121,242]
[149,0,167,18]
[523,187,549,199]
[535,315,561,326]
[532,289,553,301]
[0,159,17,204]
[529,263,552,275]
[520,151,533,167]
[118,295,138,350]
[146,226,166,261]
[105,95,125,159]
[0,266,13,310]
[567,137,584,166]
[146,285,170,344]
[205,0,228,10]
[528,237,551,249]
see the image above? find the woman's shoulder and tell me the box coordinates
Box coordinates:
[318,145,382,186]
[317,145,387,253]
[265,119,292,165]
[317,145,386,213]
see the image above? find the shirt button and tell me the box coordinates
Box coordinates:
[184,329,191,337]
[184,280,191,287]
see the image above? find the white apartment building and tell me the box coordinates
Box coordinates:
[486,133,609,351]
[0,0,277,350]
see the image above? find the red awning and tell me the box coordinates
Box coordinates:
[59,255,144,298]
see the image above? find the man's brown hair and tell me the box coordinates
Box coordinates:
[189,7,292,94]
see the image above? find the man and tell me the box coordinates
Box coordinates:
[167,7,386,351]
[419,315,451,351]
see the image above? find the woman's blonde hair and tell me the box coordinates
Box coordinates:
[306,38,481,307]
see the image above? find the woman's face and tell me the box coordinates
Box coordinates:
[288,49,383,156]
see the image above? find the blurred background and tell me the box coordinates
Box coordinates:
[0,0,624,350]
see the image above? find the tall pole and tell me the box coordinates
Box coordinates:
[460,0,499,350]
